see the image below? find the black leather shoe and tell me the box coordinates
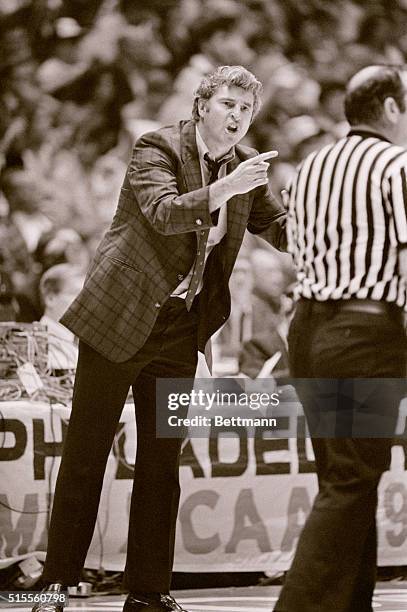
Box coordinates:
[31,603,63,612]
[31,584,66,612]
[123,592,189,611]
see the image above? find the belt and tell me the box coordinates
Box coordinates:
[340,299,389,315]
[303,298,397,316]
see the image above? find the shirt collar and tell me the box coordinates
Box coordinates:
[347,128,391,143]
[195,125,235,165]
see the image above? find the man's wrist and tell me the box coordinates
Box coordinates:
[209,177,235,209]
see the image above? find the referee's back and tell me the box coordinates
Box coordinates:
[286,129,407,307]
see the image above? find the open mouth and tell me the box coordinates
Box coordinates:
[226,124,238,134]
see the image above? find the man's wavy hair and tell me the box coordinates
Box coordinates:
[192,65,263,122]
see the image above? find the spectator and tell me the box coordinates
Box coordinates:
[250,248,294,336]
[238,248,294,380]
[36,17,88,95]
[39,264,84,370]
[1,168,52,253]
[34,228,90,274]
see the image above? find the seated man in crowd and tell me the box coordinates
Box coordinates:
[239,247,294,379]
[39,264,84,370]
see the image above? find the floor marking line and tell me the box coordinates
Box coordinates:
[178,597,277,602]
[185,607,268,612]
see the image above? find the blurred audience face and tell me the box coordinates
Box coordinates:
[2,170,42,213]
[40,264,85,321]
[93,73,116,105]
[320,86,345,122]
[90,154,127,223]
[202,29,255,66]
[229,257,252,305]
[40,228,90,271]
[0,0,30,14]
[53,38,81,64]
[119,21,171,70]
[29,96,60,144]
[250,248,294,305]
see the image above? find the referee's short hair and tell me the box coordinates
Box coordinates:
[344,65,407,125]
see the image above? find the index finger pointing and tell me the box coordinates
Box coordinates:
[256,150,279,161]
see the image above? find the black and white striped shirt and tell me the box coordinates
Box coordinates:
[286,130,407,308]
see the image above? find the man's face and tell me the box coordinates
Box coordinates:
[198,85,254,150]
[45,275,85,321]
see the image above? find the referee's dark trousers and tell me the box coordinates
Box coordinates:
[41,297,199,593]
[275,299,406,612]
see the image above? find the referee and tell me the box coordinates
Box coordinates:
[274,65,407,612]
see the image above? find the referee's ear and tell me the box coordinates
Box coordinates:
[383,96,403,125]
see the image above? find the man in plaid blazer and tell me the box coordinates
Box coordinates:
[34,66,286,612]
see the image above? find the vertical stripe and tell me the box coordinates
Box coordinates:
[394,167,407,244]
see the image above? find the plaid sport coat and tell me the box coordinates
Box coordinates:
[60,120,287,362]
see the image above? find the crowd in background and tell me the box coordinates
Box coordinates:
[1,0,407,359]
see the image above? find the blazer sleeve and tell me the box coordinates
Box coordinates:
[247,184,287,251]
[127,130,215,235]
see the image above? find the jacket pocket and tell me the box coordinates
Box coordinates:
[105,255,142,273]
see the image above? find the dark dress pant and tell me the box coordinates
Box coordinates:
[274,300,406,612]
[42,297,199,593]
